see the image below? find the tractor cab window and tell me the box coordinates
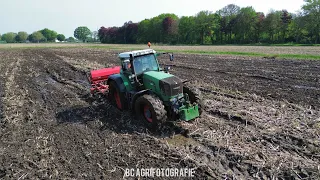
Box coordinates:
[133,54,158,75]
[122,59,132,72]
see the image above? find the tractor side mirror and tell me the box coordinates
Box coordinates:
[169,54,174,61]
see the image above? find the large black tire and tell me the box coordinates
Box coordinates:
[108,81,127,110]
[134,94,167,129]
[183,83,204,116]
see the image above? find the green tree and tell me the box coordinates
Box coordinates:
[263,10,282,43]
[57,34,66,41]
[178,16,197,44]
[209,13,222,44]
[288,12,309,43]
[137,19,152,43]
[16,31,28,42]
[280,10,292,42]
[66,37,76,42]
[40,28,58,42]
[195,11,217,44]
[302,0,320,43]
[95,3,318,45]
[253,12,265,43]
[74,26,91,42]
[29,31,45,43]
[234,7,257,43]
[1,32,17,43]
[149,15,163,42]
[217,4,241,43]
[137,14,179,43]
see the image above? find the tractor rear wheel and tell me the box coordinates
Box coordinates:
[108,81,127,110]
[183,83,204,116]
[134,94,167,128]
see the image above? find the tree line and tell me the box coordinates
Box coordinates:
[0,29,67,43]
[98,1,320,44]
[0,27,98,43]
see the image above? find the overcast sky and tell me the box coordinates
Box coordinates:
[1,0,305,38]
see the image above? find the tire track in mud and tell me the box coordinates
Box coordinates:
[2,56,23,126]
[206,107,320,160]
[5,49,212,179]
[203,87,320,147]
[185,116,320,178]
[0,74,5,126]
[188,87,320,178]
[0,65,7,179]
[0,52,33,179]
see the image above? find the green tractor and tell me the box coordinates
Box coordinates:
[88,49,203,128]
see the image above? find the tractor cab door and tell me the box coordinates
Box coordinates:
[121,59,137,87]
[121,58,143,91]
[122,59,132,74]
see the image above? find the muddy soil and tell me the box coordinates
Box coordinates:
[0,48,319,179]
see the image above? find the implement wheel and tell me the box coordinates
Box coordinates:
[135,94,167,128]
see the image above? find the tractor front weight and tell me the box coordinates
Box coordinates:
[179,104,200,121]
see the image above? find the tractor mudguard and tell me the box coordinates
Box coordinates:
[131,89,151,109]
[108,74,126,92]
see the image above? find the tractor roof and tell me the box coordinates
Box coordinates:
[118,49,156,59]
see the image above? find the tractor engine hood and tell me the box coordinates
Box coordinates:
[143,71,183,97]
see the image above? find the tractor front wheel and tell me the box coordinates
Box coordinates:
[108,81,127,110]
[183,83,204,116]
[134,94,167,129]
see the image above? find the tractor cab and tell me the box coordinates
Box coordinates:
[119,49,173,89]
[119,49,169,75]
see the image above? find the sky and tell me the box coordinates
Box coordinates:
[0,0,305,38]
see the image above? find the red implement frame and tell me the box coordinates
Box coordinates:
[88,66,121,94]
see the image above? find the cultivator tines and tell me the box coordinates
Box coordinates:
[88,66,121,95]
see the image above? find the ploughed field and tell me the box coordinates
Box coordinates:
[0,48,319,179]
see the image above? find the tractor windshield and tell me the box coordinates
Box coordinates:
[133,54,158,75]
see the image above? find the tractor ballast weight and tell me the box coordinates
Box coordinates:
[88,48,203,126]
